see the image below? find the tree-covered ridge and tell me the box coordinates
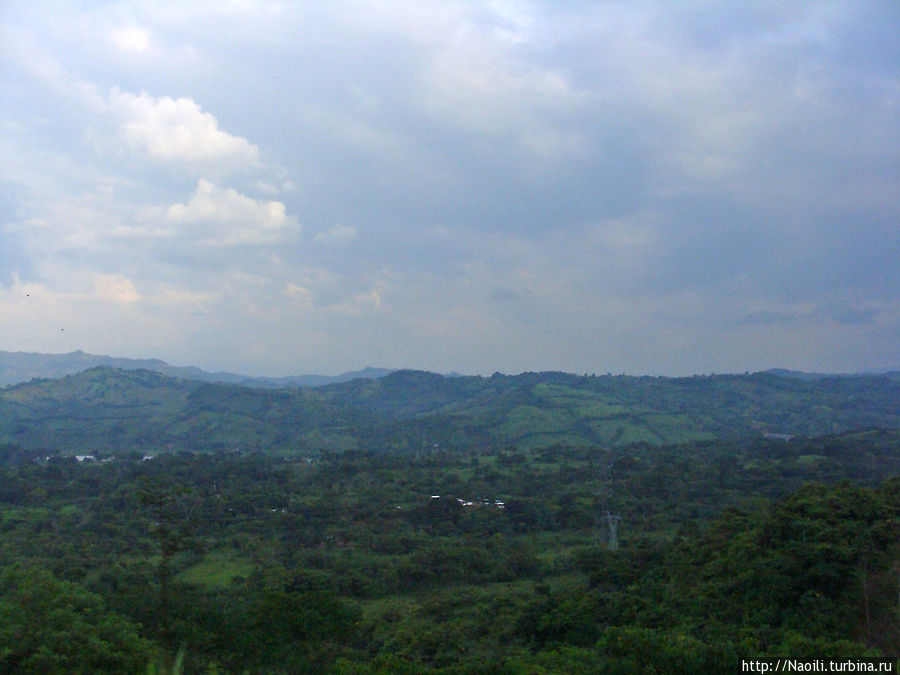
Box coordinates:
[1,366,899,454]
[0,431,898,672]
[0,349,395,389]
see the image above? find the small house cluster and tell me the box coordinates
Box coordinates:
[430,494,505,509]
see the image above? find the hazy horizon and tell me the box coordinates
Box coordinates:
[2,1,898,378]
[2,347,898,381]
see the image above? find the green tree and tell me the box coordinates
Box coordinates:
[0,565,153,674]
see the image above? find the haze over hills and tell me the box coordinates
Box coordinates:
[3,350,898,391]
[0,350,395,389]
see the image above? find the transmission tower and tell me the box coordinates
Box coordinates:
[595,460,622,551]
[605,511,621,551]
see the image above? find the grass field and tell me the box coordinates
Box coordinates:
[175,550,255,589]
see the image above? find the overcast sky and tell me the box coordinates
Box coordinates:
[2,1,898,376]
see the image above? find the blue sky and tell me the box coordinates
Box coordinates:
[1,0,898,376]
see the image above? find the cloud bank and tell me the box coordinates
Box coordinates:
[1,0,898,376]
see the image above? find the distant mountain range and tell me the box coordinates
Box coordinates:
[2,350,897,391]
[0,350,395,389]
[0,359,897,455]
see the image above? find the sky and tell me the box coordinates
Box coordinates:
[1,0,899,377]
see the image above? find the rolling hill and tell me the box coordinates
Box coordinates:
[0,350,394,389]
[1,366,898,455]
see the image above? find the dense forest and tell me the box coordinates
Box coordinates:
[1,367,899,672]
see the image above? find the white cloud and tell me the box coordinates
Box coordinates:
[284,282,314,305]
[422,41,587,145]
[4,34,260,180]
[94,274,140,304]
[328,284,384,316]
[165,179,298,245]
[313,223,358,246]
[110,25,152,53]
[109,89,259,170]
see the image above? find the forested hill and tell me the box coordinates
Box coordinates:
[1,366,899,455]
[0,349,393,388]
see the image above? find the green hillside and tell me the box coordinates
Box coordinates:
[0,349,395,389]
[1,366,899,455]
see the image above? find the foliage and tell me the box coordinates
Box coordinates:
[0,420,898,671]
[1,367,898,454]
[0,565,153,673]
